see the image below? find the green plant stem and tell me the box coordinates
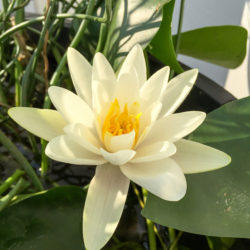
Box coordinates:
[0,169,25,195]
[0,130,43,191]
[170,0,185,79]
[15,0,26,33]
[2,0,8,13]
[169,231,183,250]
[132,183,166,249]
[43,0,96,108]
[95,0,112,53]
[14,60,22,107]
[0,16,44,42]
[174,0,185,54]
[13,0,30,15]
[21,0,56,106]
[142,188,157,250]
[0,178,29,212]
[0,12,110,43]
[55,13,108,22]
[41,139,48,177]
[132,183,144,208]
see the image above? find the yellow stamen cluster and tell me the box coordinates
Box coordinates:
[102,99,141,141]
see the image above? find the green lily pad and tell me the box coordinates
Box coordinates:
[103,0,171,70]
[148,0,184,73]
[0,186,86,250]
[142,97,250,238]
[172,26,248,68]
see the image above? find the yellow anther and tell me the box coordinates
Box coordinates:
[102,99,141,143]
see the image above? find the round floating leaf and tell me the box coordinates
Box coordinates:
[103,0,171,70]
[0,186,86,250]
[172,26,248,68]
[142,97,250,238]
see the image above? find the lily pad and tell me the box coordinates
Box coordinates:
[0,186,86,250]
[172,26,248,68]
[103,0,171,70]
[142,97,250,238]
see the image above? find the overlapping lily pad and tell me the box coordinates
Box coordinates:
[142,97,250,238]
[0,186,86,250]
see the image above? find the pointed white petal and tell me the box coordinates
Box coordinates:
[160,69,198,117]
[92,80,111,120]
[120,158,186,201]
[92,53,116,115]
[172,139,231,174]
[48,86,94,128]
[144,111,206,144]
[140,66,170,108]
[118,44,146,86]
[45,135,106,165]
[104,130,136,152]
[83,164,129,250]
[114,70,140,107]
[131,141,176,163]
[8,107,67,141]
[64,123,102,155]
[92,52,116,84]
[100,148,136,166]
[139,101,162,133]
[67,48,92,106]
[135,101,162,148]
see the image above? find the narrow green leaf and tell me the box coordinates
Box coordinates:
[0,186,86,250]
[0,130,43,191]
[147,0,184,73]
[0,169,25,195]
[103,0,171,70]
[142,97,250,238]
[172,26,248,68]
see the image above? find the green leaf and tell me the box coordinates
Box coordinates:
[142,97,250,238]
[172,26,248,68]
[147,0,184,73]
[0,186,86,250]
[103,0,171,70]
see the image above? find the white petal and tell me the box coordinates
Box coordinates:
[120,158,186,201]
[144,111,206,144]
[172,139,231,174]
[92,80,111,122]
[48,86,94,128]
[100,148,136,166]
[64,123,101,155]
[91,53,116,115]
[114,70,140,108]
[140,66,170,108]
[92,52,116,84]
[67,48,92,106]
[131,141,176,163]
[83,164,129,250]
[104,130,136,152]
[45,135,106,165]
[118,44,146,86]
[135,101,162,148]
[160,69,198,117]
[8,107,67,141]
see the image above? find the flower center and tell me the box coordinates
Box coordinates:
[102,98,141,140]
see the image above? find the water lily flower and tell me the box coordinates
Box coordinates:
[9,44,231,250]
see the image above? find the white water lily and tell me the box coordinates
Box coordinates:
[9,44,231,250]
